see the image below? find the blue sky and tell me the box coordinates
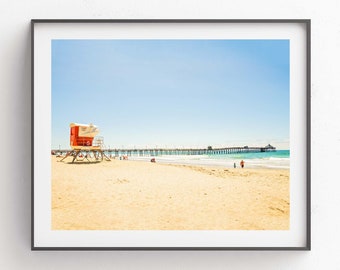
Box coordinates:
[51,39,290,150]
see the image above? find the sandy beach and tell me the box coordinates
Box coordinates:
[52,156,289,230]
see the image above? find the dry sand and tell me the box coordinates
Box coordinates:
[52,156,289,230]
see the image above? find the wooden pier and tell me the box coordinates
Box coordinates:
[52,144,276,158]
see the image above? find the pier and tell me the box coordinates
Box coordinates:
[52,144,276,157]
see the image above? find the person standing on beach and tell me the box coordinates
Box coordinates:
[240,160,245,168]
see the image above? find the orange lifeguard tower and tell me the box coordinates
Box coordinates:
[70,123,99,149]
[60,123,110,163]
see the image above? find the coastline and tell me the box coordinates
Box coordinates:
[128,155,290,169]
[52,156,290,230]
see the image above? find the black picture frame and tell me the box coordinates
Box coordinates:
[31,19,311,250]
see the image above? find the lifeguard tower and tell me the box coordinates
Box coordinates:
[60,123,110,163]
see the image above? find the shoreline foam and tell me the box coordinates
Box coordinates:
[128,155,290,169]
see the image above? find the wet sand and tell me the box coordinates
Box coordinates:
[52,156,289,230]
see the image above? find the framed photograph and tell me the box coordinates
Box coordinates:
[32,19,311,250]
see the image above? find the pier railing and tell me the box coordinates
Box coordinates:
[52,145,276,157]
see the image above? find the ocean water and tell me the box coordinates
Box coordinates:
[128,150,290,169]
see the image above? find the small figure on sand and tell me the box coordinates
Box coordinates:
[240,160,245,168]
[150,158,156,163]
[233,162,236,168]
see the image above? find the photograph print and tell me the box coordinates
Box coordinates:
[51,38,290,231]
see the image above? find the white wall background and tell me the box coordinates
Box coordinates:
[0,0,339,269]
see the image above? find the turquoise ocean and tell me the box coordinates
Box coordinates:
[129,150,290,169]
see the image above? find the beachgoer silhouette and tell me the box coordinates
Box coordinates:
[233,162,236,168]
[240,160,245,168]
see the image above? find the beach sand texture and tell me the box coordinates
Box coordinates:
[52,157,289,230]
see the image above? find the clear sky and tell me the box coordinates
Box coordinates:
[51,39,290,150]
